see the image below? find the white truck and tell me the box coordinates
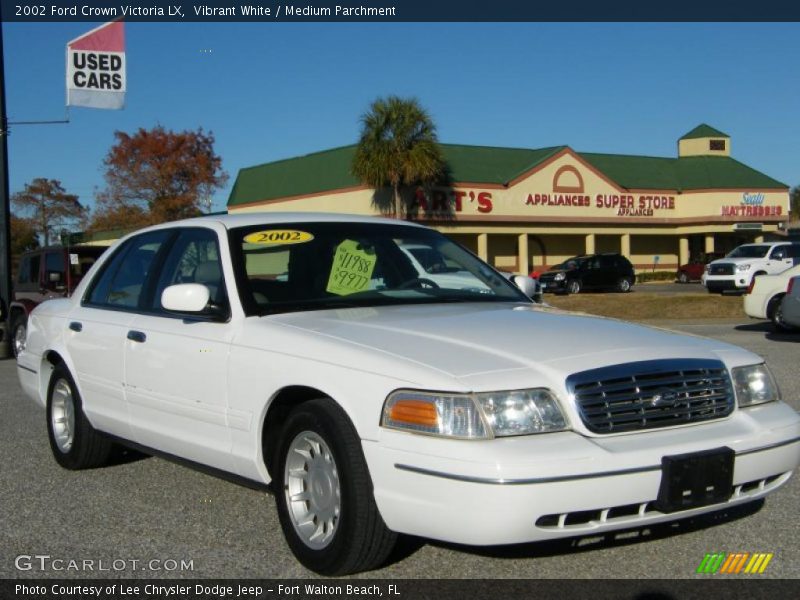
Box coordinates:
[703,242,800,294]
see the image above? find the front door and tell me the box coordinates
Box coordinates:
[124,228,235,472]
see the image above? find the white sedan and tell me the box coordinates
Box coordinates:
[743,264,800,331]
[16,213,800,575]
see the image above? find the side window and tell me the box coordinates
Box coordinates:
[44,252,66,290]
[86,230,171,309]
[152,228,227,311]
[29,254,41,285]
[17,256,31,284]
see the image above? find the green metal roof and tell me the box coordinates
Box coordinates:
[578,153,786,191]
[679,124,729,140]
[228,140,786,207]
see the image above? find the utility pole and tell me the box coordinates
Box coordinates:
[0,22,13,358]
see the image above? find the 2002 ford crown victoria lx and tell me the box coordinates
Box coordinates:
[17,214,800,575]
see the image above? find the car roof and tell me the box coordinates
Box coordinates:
[159,212,429,231]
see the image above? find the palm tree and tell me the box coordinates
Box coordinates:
[351,96,446,218]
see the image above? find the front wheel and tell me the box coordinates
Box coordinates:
[46,364,113,470]
[567,279,581,295]
[274,398,396,575]
[678,272,689,284]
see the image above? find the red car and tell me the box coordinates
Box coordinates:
[7,245,107,357]
[676,252,724,283]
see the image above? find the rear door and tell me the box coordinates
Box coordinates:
[66,230,173,438]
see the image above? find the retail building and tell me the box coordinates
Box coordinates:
[227,124,790,274]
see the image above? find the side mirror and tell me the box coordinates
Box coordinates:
[161,283,211,313]
[512,275,542,303]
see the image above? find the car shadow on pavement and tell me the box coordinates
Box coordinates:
[734,321,799,342]
[106,444,151,467]
[400,499,765,563]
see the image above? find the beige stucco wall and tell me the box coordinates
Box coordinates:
[679,137,730,157]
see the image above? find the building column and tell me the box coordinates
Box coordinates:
[477,233,488,262]
[755,235,765,243]
[679,236,690,265]
[704,234,715,254]
[518,234,529,276]
[585,233,595,255]
[620,233,631,258]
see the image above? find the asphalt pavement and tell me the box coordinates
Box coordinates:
[1,319,798,580]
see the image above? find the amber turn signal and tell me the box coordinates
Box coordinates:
[388,399,439,427]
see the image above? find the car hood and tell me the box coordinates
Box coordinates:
[261,303,755,387]
[709,257,762,265]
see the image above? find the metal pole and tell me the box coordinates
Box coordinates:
[0,22,13,358]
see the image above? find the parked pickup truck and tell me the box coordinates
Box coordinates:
[6,245,106,357]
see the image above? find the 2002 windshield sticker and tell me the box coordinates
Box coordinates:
[326,240,377,296]
[243,230,314,246]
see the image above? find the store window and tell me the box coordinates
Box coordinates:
[709,139,726,151]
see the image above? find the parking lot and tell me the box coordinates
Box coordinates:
[1,318,798,580]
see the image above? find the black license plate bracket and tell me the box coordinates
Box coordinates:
[655,447,734,513]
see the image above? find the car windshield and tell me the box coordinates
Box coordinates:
[726,245,770,259]
[232,222,528,315]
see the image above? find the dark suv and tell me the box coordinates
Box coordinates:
[7,245,107,357]
[539,253,635,294]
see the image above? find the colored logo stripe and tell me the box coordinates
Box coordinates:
[696,552,773,574]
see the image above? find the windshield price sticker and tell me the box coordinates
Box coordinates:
[244,230,314,246]
[326,239,377,296]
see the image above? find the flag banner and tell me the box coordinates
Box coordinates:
[66,21,126,110]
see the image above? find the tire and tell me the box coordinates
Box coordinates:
[46,363,113,470]
[678,272,689,284]
[616,277,632,293]
[566,279,581,295]
[273,398,396,575]
[10,314,27,359]
[767,295,793,332]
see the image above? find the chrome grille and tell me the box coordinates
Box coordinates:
[566,359,734,433]
[709,263,734,276]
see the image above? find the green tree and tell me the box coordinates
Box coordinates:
[11,178,87,246]
[791,185,800,220]
[351,96,446,218]
[92,125,228,230]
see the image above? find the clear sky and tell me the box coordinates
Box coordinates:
[3,22,799,214]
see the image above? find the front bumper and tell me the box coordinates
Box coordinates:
[705,275,749,291]
[539,279,567,293]
[364,402,800,546]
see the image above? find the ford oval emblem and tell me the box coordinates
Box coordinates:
[650,389,679,408]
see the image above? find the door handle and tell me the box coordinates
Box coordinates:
[68,321,82,332]
[127,330,146,343]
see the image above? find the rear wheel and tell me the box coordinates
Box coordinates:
[46,364,113,470]
[616,277,632,293]
[10,314,27,358]
[273,398,396,575]
[678,272,689,284]
[567,279,581,295]
[767,295,792,332]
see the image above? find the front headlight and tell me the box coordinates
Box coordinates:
[732,364,780,407]
[382,389,568,439]
[554,272,565,281]
[736,263,752,272]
